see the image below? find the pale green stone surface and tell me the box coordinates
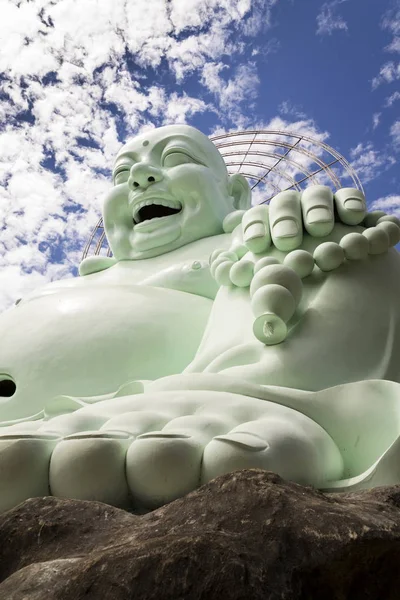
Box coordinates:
[0,124,399,513]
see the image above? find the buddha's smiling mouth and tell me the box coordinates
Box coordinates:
[133,199,182,226]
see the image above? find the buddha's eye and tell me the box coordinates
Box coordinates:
[163,152,193,168]
[113,167,130,185]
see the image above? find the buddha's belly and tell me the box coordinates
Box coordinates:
[0,284,212,420]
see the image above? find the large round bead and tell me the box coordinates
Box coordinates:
[339,232,369,260]
[313,242,344,271]
[283,250,314,279]
[229,260,254,287]
[250,264,302,304]
[363,227,389,255]
[251,284,296,322]
[377,221,400,247]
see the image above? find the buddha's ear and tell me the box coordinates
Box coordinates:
[228,173,251,210]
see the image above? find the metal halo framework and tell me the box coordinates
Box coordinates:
[82,129,363,259]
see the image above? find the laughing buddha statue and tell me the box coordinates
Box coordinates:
[0,124,400,513]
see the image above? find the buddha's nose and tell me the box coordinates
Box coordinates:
[129,163,163,190]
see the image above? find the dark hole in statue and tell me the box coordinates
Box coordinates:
[0,379,16,398]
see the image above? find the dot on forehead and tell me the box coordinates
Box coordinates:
[143,140,149,147]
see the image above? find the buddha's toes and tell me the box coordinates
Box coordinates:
[0,390,343,513]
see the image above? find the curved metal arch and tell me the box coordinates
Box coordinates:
[212,130,364,193]
[259,130,363,191]
[81,219,104,259]
[222,150,318,185]
[225,162,302,192]
[216,140,343,190]
[94,229,108,255]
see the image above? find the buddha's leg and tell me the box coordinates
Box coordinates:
[0,390,343,513]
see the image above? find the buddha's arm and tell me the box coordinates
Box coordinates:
[79,256,117,276]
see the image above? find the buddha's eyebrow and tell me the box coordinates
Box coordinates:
[113,153,138,169]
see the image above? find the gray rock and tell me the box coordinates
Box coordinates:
[1,470,400,599]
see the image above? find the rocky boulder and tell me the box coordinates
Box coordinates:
[1,470,400,599]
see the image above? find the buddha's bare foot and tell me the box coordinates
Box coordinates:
[0,390,343,513]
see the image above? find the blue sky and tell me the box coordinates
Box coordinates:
[0,0,399,311]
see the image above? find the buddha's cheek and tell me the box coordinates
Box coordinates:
[0,285,211,421]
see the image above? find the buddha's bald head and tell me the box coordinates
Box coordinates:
[102,125,251,260]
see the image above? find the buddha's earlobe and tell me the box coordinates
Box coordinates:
[228,173,251,210]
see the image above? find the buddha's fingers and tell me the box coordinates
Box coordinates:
[269,191,303,251]
[300,185,334,238]
[241,204,271,254]
[0,433,60,514]
[334,188,366,226]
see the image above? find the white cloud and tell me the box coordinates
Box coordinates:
[372,61,400,89]
[349,141,396,183]
[372,4,400,89]
[0,0,280,313]
[382,5,400,54]
[390,120,400,145]
[278,101,307,120]
[384,91,400,107]
[388,37,400,53]
[201,62,260,126]
[372,112,381,130]
[370,194,400,216]
[316,0,348,37]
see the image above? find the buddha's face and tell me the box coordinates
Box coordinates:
[103,125,249,260]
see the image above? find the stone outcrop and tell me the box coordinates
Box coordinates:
[1,470,400,599]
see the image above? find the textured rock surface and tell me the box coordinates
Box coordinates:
[1,470,400,599]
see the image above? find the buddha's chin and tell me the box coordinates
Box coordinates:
[129,223,182,256]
